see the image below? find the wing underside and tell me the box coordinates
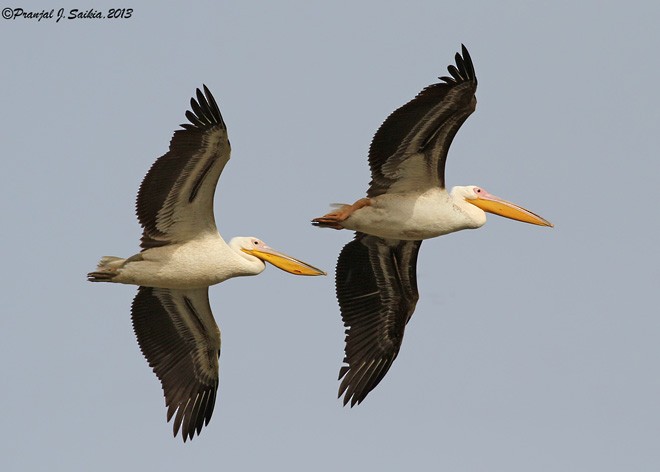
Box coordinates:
[136,86,231,249]
[131,286,221,441]
[367,45,478,196]
[335,234,422,406]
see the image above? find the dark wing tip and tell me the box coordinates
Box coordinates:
[439,44,477,86]
[173,385,217,442]
[180,85,226,131]
[338,358,394,407]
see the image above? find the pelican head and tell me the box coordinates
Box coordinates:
[454,185,553,227]
[231,237,327,276]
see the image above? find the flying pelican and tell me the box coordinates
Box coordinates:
[312,45,552,407]
[88,86,326,441]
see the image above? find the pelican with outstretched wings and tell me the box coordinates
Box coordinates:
[313,45,552,407]
[89,86,325,441]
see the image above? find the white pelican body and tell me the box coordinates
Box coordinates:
[100,236,276,289]
[312,46,552,407]
[89,86,325,441]
[339,187,485,240]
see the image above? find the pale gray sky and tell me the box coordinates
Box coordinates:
[2,1,660,470]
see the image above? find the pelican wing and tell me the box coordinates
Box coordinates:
[367,45,477,196]
[131,286,220,442]
[335,233,422,406]
[136,85,230,249]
